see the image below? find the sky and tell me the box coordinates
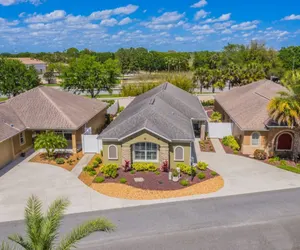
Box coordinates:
[0,0,299,52]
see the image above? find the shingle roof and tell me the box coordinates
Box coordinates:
[215,79,288,131]
[0,102,26,142]
[6,87,107,130]
[99,82,207,141]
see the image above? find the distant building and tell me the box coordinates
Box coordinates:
[12,58,47,74]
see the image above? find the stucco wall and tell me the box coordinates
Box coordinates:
[169,143,191,169]
[12,130,33,156]
[241,131,268,155]
[86,109,107,134]
[214,100,231,122]
[102,142,122,166]
[0,139,13,169]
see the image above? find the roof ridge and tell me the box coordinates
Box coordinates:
[39,88,77,128]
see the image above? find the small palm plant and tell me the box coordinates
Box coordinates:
[1,196,114,250]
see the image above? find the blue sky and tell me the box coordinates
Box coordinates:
[0,0,299,52]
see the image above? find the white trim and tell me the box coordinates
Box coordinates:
[174,146,184,161]
[275,132,294,151]
[108,144,118,160]
[118,127,172,142]
[19,131,26,146]
[251,132,261,146]
[132,142,158,162]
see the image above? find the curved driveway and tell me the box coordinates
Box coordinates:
[1,152,300,222]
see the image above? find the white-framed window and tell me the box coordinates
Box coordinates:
[133,142,158,162]
[108,145,118,160]
[54,130,72,141]
[174,146,184,161]
[251,132,260,146]
[19,131,26,146]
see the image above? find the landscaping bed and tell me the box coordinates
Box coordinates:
[30,151,83,171]
[264,157,300,174]
[219,140,245,156]
[200,139,215,152]
[78,154,102,186]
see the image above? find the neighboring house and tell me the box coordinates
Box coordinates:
[12,58,47,74]
[99,82,207,169]
[0,86,107,169]
[214,79,299,156]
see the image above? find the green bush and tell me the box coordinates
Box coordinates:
[100,164,119,178]
[233,150,239,154]
[254,149,267,160]
[180,179,189,186]
[268,156,280,163]
[280,160,287,166]
[100,150,103,157]
[177,163,196,176]
[120,178,127,184]
[210,111,222,123]
[222,136,240,151]
[155,171,160,175]
[201,100,214,106]
[83,165,94,172]
[67,159,75,165]
[197,172,206,179]
[130,169,136,174]
[55,158,65,164]
[92,161,99,168]
[94,176,105,183]
[95,157,102,164]
[197,161,208,171]
[118,106,125,113]
[132,162,158,172]
[211,171,217,176]
[172,169,179,177]
[88,170,97,176]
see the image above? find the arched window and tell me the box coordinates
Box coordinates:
[108,145,118,160]
[133,142,158,161]
[251,132,260,146]
[174,146,184,161]
[276,133,293,151]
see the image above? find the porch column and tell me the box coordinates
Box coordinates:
[200,124,206,140]
[71,131,77,154]
[122,145,131,164]
[159,145,169,166]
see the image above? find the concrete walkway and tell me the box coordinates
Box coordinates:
[210,138,226,154]
[71,154,94,177]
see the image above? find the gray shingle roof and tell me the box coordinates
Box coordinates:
[5,86,107,130]
[215,79,288,131]
[99,82,207,141]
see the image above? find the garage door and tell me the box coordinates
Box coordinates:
[0,139,13,169]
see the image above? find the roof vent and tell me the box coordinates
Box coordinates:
[149,98,155,105]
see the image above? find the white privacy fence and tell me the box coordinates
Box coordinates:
[208,122,232,138]
[81,134,102,154]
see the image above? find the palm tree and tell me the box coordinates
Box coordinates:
[268,70,300,160]
[193,67,211,93]
[1,196,114,250]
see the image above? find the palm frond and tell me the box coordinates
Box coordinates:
[0,242,15,250]
[8,234,31,249]
[56,218,115,250]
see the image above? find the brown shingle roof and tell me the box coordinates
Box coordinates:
[215,79,288,131]
[6,87,107,130]
[0,102,26,142]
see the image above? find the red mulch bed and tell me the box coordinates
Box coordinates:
[95,169,218,191]
[218,139,248,157]
[200,139,215,152]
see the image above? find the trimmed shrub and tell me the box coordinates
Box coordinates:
[172,169,179,177]
[88,170,97,176]
[155,171,160,175]
[180,179,189,186]
[222,136,240,151]
[197,161,208,171]
[210,111,222,123]
[280,160,287,166]
[130,169,136,174]
[100,164,119,178]
[83,165,94,172]
[120,178,127,184]
[197,172,206,179]
[92,161,99,168]
[201,100,214,106]
[94,176,105,183]
[95,157,102,164]
[233,150,239,154]
[55,158,65,164]
[177,163,196,176]
[268,156,280,163]
[254,149,267,160]
[211,171,217,176]
[132,162,158,172]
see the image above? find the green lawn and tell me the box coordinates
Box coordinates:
[0,97,8,102]
[277,164,300,174]
[42,84,61,87]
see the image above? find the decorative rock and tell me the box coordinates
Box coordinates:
[134,177,144,183]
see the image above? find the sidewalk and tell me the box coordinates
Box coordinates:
[210,138,226,154]
[71,153,95,177]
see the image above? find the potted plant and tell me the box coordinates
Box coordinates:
[172,169,180,182]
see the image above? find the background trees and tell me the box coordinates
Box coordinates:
[0,58,40,97]
[61,55,121,98]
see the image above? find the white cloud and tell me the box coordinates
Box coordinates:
[191,0,207,8]
[194,10,210,20]
[100,18,118,27]
[151,11,185,24]
[222,29,232,34]
[231,20,259,30]
[213,21,233,29]
[0,17,19,26]
[118,17,132,25]
[203,13,231,23]
[282,14,300,21]
[0,0,42,6]
[25,10,66,23]
[89,4,139,20]
[189,24,211,31]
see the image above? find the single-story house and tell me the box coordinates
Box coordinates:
[11,58,47,74]
[214,79,299,156]
[99,82,208,169]
[0,86,107,169]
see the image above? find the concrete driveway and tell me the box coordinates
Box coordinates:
[1,152,300,222]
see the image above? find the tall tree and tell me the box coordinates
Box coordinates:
[61,55,120,98]
[0,58,40,97]
[1,196,114,250]
[193,67,211,93]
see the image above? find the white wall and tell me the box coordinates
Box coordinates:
[208,122,233,138]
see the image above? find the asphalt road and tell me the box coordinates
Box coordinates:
[2,188,300,249]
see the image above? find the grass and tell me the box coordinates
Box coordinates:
[277,164,300,174]
[0,97,8,102]
[42,83,61,87]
